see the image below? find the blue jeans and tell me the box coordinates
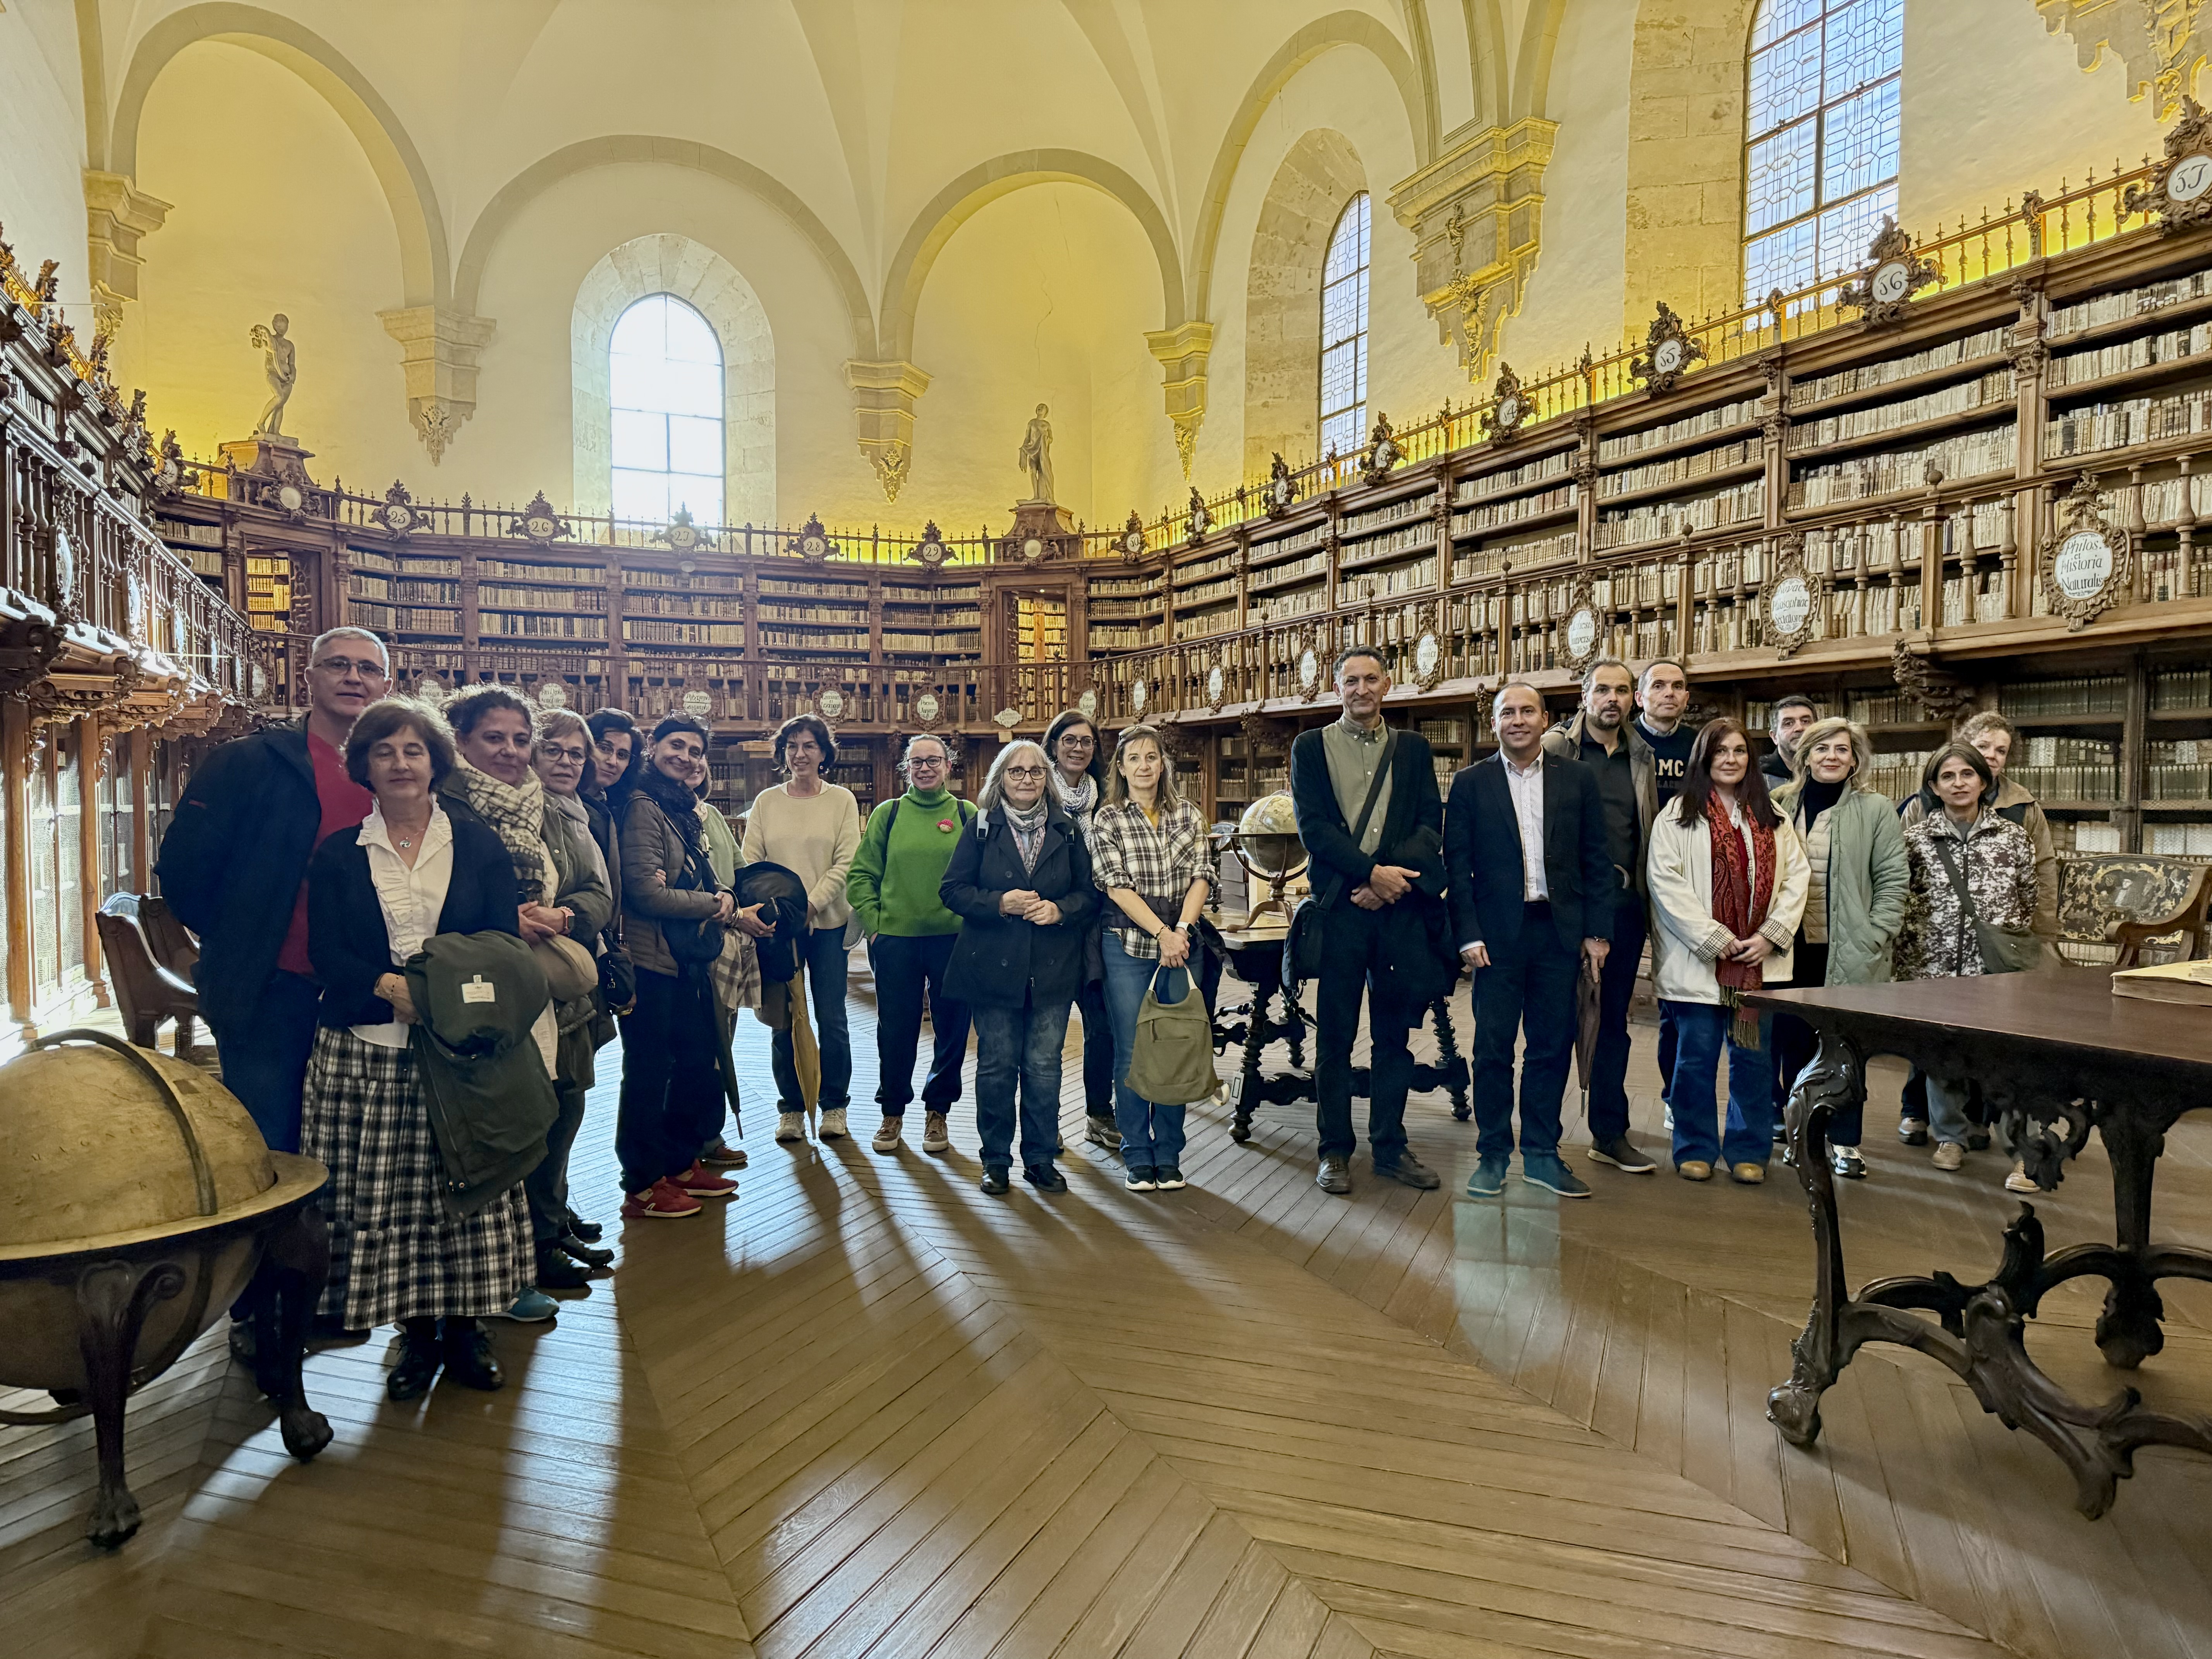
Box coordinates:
[871,932,968,1114]
[211,970,323,1154]
[771,927,853,1113]
[971,996,1071,1172]
[1101,933,1189,1172]
[1664,1000,1775,1169]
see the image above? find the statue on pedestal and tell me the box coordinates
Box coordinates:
[1018,402,1054,503]
[249,315,296,438]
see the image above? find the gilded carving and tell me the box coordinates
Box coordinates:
[1835,216,1941,327]
[1630,302,1706,395]
[1481,363,1529,444]
[2122,93,2212,229]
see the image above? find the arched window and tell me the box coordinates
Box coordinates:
[1318,193,1370,459]
[610,294,725,526]
[1743,0,1903,308]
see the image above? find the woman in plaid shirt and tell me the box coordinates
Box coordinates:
[1089,725,1212,1192]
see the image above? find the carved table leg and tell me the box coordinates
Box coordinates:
[1768,1030,1867,1448]
[255,1206,334,1460]
[2095,1108,2168,1370]
[1427,996,1471,1119]
[1284,988,1309,1072]
[75,1258,185,1548]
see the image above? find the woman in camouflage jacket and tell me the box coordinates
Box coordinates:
[1891,743,2038,1171]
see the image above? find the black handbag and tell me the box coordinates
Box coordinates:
[1285,730,1396,985]
[657,817,727,967]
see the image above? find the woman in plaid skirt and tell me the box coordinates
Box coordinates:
[302,698,536,1402]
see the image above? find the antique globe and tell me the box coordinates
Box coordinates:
[1231,792,1309,924]
[0,1032,329,1545]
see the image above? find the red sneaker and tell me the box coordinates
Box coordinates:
[621,1179,702,1220]
[676,1163,738,1198]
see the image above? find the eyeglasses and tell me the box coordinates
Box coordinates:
[312,656,387,679]
[1004,766,1048,781]
[540,745,588,765]
[1057,733,1094,749]
[908,755,946,768]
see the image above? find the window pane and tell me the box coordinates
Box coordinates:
[1822,0,1902,103]
[611,409,666,471]
[1816,182,1897,283]
[1318,194,1370,455]
[1752,0,1824,51]
[667,414,721,474]
[1321,275,1363,345]
[1321,407,1363,458]
[1820,77,1900,206]
[1324,195,1369,285]
[1745,118,1817,235]
[1320,341,1359,415]
[1745,221,1819,307]
[607,293,724,525]
[1748,26,1822,138]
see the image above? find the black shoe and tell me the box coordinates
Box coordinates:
[1966,1128,1992,1152]
[1152,1166,1186,1191]
[565,1211,604,1244]
[554,1231,614,1269]
[440,1322,504,1391]
[1587,1135,1657,1174]
[534,1245,591,1290]
[387,1331,441,1401]
[980,1166,1011,1195]
[1374,1151,1441,1189]
[1025,1163,1068,1193]
[1316,1155,1352,1195]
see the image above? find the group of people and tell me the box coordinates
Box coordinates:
[1302,649,2052,1206]
[155,620,2056,1401]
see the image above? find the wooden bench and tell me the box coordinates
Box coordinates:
[94,892,199,1058]
[2056,853,2212,969]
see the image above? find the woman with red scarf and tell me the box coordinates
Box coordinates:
[1645,718,1808,1183]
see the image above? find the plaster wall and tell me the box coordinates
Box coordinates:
[0,0,93,310]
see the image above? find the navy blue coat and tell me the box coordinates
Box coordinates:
[939,804,1096,1008]
[1445,750,1614,958]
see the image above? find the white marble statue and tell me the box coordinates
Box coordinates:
[1018,402,1055,503]
[249,314,296,439]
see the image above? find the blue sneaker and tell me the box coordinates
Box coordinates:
[1465,1154,1510,1198]
[1520,1152,1592,1199]
[495,1288,559,1322]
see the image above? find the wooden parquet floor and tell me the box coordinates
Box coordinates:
[7,968,2210,1658]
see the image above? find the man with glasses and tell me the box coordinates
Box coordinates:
[158,626,390,1154]
[847,733,976,1154]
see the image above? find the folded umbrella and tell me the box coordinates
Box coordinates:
[1575,960,1601,1113]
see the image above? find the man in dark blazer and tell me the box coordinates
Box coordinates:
[1446,680,1614,1201]
[1289,647,1446,1197]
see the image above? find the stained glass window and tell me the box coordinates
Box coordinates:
[1319,194,1370,460]
[610,294,725,527]
[1743,0,1903,309]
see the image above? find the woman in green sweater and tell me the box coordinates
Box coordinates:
[847,733,975,1154]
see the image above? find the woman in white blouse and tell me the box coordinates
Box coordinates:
[740,713,861,1142]
[299,699,536,1403]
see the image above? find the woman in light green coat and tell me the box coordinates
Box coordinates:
[1769,716,1910,1179]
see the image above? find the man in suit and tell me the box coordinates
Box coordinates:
[1447,681,1614,1200]
[1289,647,1446,1197]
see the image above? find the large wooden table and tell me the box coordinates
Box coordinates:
[1747,970,2212,1517]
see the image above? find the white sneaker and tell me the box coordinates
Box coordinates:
[1662,1106,1674,1134]
[775,1112,805,1142]
[1932,1141,1966,1173]
[2005,1160,2038,1194]
[819,1107,848,1139]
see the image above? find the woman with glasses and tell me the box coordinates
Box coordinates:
[940,740,1096,1194]
[1043,709,1117,1150]
[847,734,976,1154]
[742,714,861,1142]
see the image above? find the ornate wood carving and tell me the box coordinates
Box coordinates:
[511,490,568,543]
[1263,452,1298,517]
[1630,301,1705,395]
[1481,362,1529,445]
[2123,94,2212,232]
[1760,534,1827,658]
[1358,413,1402,486]
[2041,472,2134,629]
[1890,637,1975,720]
[1835,216,1940,327]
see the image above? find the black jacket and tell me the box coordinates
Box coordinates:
[1288,724,1443,910]
[307,812,523,1029]
[1445,750,1614,957]
[939,803,1097,1008]
[155,721,326,1030]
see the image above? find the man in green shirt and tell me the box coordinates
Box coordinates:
[848,734,976,1154]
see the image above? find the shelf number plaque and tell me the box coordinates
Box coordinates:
[2041,473,2132,630]
[1759,536,1826,658]
[1869,261,1913,305]
[2124,103,2212,231]
[2170,154,2212,205]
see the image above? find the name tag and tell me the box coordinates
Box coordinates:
[461,975,497,1005]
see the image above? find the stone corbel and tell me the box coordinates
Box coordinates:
[82,172,173,338]
[1144,321,1214,479]
[1387,117,1557,385]
[377,306,496,465]
[844,359,932,502]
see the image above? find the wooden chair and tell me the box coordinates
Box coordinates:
[2056,855,2212,969]
[136,893,199,982]
[95,892,199,1058]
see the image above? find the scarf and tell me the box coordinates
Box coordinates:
[1707,796,1777,1049]
[443,756,553,903]
[1048,769,1096,822]
[639,764,706,852]
[1000,795,1050,874]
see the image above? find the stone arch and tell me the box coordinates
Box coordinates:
[1623,0,1760,335]
[572,235,775,529]
[108,3,449,307]
[878,150,1185,363]
[457,137,877,360]
[1188,12,1432,322]
[1242,131,1368,476]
